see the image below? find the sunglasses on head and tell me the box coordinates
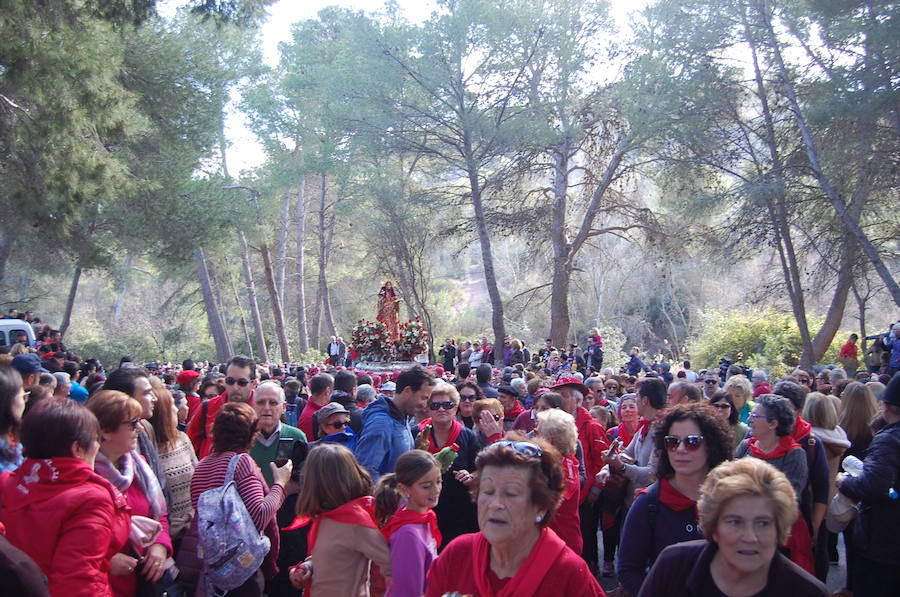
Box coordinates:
[121,418,141,431]
[429,401,456,411]
[225,377,251,387]
[664,435,705,451]
[493,440,543,459]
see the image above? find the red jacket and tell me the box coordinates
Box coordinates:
[187,390,254,458]
[575,406,609,482]
[0,458,130,597]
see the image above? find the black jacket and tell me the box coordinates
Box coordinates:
[840,419,900,564]
[639,540,827,597]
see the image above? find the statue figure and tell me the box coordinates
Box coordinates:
[377,280,401,343]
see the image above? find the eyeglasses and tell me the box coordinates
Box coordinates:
[326,420,348,430]
[429,401,456,411]
[121,418,141,431]
[225,377,252,387]
[493,440,543,459]
[711,403,732,410]
[749,413,770,421]
[459,394,477,402]
[664,435,705,451]
[704,379,719,384]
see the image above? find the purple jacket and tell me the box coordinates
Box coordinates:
[386,522,437,597]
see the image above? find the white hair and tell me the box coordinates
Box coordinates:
[752,370,767,382]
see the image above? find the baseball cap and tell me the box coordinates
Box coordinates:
[11,353,48,375]
[381,381,396,392]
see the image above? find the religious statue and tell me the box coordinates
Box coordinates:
[377,280,401,343]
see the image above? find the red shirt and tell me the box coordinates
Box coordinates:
[186,390,254,458]
[298,399,326,440]
[575,407,610,481]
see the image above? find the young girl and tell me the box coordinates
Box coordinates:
[374,450,443,597]
[290,443,391,597]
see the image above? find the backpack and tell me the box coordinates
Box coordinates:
[196,454,271,595]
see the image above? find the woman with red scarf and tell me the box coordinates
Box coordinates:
[290,443,391,596]
[736,394,813,573]
[617,404,734,595]
[414,381,480,546]
[425,436,605,597]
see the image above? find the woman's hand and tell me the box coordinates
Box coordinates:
[454,469,474,486]
[478,410,503,438]
[109,553,139,576]
[141,543,168,582]
[289,560,313,588]
[271,459,294,487]
[595,466,610,486]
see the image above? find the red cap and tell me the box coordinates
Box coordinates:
[177,370,201,386]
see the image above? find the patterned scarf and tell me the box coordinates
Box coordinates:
[95,450,167,520]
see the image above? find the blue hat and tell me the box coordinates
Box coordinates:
[11,353,49,375]
[878,372,900,407]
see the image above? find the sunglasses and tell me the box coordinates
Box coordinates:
[429,401,456,411]
[459,394,478,402]
[326,420,348,430]
[664,435,705,451]
[225,377,252,387]
[711,402,731,410]
[121,418,141,431]
[704,380,719,384]
[493,440,543,459]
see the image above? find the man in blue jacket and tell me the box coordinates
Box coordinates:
[837,372,900,597]
[354,365,435,481]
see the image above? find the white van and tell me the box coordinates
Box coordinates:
[0,320,36,348]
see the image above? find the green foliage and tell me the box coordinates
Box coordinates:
[294,349,328,366]
[690,309,854,377]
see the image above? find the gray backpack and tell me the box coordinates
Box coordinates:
[197,453,271,595]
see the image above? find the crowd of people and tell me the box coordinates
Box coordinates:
[0,312,899,597]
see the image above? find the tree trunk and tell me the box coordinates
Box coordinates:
[804,253,854,367]
[295,177,310,353]
[17,275,28,302]
[195,248,232,363]
[317,174,337,339]
[59,263,82,337]
[260,242,291,363]
[0,232,12,287]
[112,253,131,325]
[757,3,900,307]
[205,257,233,361]
[239,230,269,363]
[549,145,571,348]
[276,189,291,307]
[852,282,868,353]
[223,254,254,360]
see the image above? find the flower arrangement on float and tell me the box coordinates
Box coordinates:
[394,318,430,361]
[351,319,391,361]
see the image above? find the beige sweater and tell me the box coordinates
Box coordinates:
[310,518,392,597]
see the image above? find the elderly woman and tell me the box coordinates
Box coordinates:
[414,380,480,546]
[617,403,733,595]
[639,458,828,596]
[87,390,173,597]
[189,402,292,596]
[709,390,749,449]
[736,394,812,573]
[472,398,506,445]
[0,398,131,597]
[724,374,755,424]
[534,408,583,554]
[0,365,25,471]
[455,381,484,428]
[425,436,605,597]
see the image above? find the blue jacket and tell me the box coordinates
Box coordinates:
[627,354,651,376]
[354,396,413,481]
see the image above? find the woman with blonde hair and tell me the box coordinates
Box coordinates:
[639,458,827,596]
[535,408,582,554]
[724,374,754,424]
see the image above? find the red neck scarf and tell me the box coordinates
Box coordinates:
[307,496,378,555]
[504,400,525,421]
[659,478,697,512]
[426,419,462,454]
[562,454,579,501]
[616,421,638,447]
[636,416,652,439]
[471,527,567,597]
[381,506,441,547]
[748,434,801,460]
[792,416,812,442]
